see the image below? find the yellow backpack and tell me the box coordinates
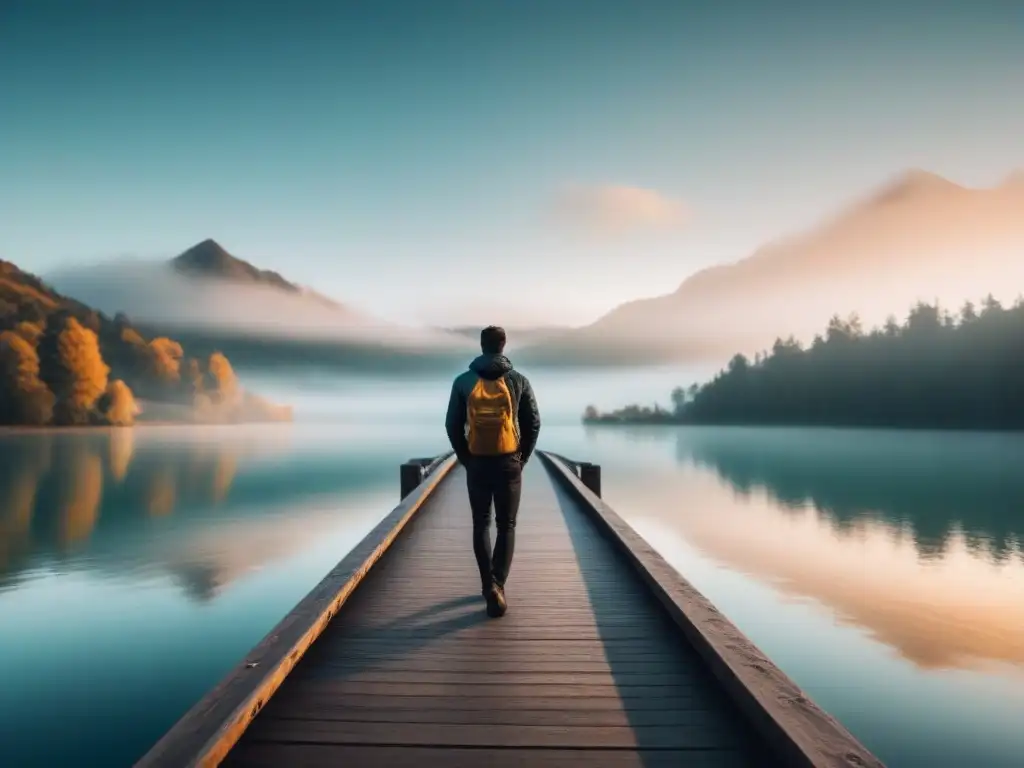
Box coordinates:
[466,376,518,455]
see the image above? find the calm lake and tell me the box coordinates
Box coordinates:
[1,368,1022,767]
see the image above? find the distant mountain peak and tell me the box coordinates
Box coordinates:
[171,239,301,294]
[866,168,962,207]
[898,167,951,186]
[174,238,233,266]
[168,239,352,313]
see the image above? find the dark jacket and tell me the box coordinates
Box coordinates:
[445,353,541,465]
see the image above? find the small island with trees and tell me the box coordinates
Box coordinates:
[1,260,292,428]
[583,296,1024,431]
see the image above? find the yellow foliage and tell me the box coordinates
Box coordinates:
[120,327,146,347]
[0,277,58,309]
[54,317,109,423]
[206,352,239,401]
[14,321,44,345]
[149,337,184,382]
[0,330,41,384]
[100,379,139,426]
[0,330,55,425]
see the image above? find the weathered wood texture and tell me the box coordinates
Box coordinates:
[135,455,458,768]
[400,453,453,500]
[225,460,772,768]
[541,452,884,768]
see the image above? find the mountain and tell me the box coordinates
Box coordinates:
[44,240,473,373]
[171,239,342,309]
[47,238,369,332]
[173,238,300,292]
[520,169,1024,367]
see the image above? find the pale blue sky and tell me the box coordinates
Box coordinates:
[2,1,1022,326]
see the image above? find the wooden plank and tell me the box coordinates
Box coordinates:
[244,681,710,699]
[342,607,671,618]
[287,671,700,687]
[134,454,457,768]
[241,719,739,749]
[254,706,725,727]
[324,626,670,641]
[328,617,676,627]
[292,652,689,665]
[226,744,755,768]
[260,693,709,712]
[311,640,685,655]
[293,659,695,674]
[308,640,684,655]
[540,451,884,768]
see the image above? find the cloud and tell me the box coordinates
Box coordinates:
[552,183,689,236]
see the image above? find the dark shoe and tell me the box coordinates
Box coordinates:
[494,584,508,617]
[484,584,506,618]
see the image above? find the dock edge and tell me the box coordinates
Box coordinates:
[134,452,458,768]
[540,450,885,768]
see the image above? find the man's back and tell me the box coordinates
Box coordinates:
[444,327,540,618]
[446,352,540,463]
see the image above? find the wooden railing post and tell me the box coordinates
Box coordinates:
[400,453,454,500]
[579,462,602,498]
[400,462,425,500]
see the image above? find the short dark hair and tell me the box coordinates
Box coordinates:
[480,325,506,354]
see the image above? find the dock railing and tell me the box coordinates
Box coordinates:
[539,451,883,768]
[135,452,457,768]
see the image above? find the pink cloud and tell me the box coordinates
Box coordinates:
[553,183,689,236]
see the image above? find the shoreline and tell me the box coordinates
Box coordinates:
[582,418,1024,434]
[0,419,294,434]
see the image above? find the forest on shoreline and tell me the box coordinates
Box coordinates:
[584,296,1024,431]
[1,260,292,427]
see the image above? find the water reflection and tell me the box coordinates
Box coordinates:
[108,428,134,483]
[54,441,105,548]
[670,427,1024,671]
[0,427,395,601]
[0,437,52,574]
[676,427,1024,562]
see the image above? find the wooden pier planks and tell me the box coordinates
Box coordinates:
[224,460,769,767]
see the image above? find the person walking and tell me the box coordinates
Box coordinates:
[445,326,541,618]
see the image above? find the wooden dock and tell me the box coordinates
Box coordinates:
[137,452,884,768]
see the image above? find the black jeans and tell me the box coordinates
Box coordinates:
[465,454,523,591]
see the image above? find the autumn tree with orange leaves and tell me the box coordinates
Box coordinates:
[205,352,239,404]
[38,315,110,425]
[98,379,139,426]
[0,330,56,425]
[149,337,184,384]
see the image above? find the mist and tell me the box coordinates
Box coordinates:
[46,258,470,349]
[521,171,1024,368]
[44,258,482,375]
[40,171,1024,378]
